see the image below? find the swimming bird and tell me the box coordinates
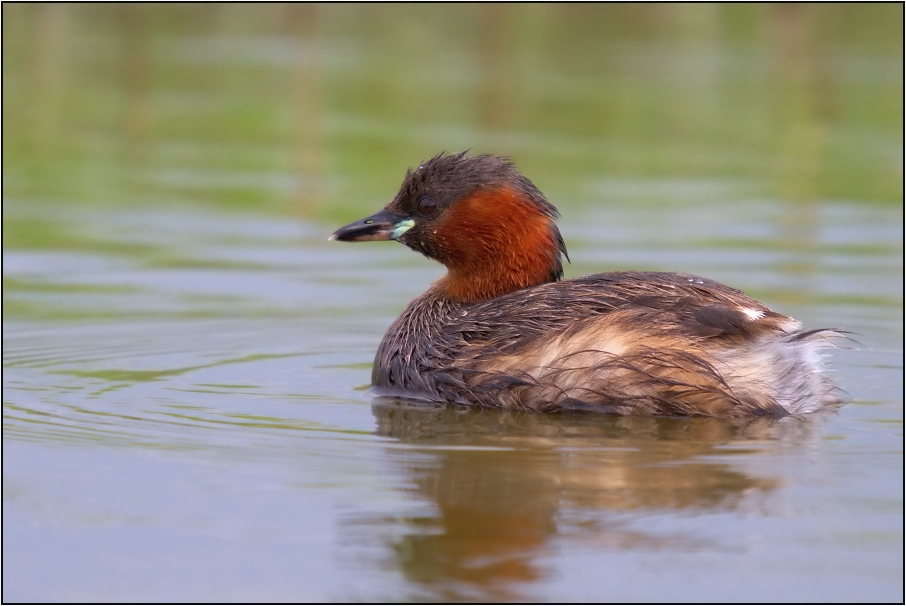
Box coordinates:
[331,152,840,417]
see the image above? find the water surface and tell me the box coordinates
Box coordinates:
[3,5,903,602]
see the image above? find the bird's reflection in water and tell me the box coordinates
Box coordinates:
[355,398,823,601]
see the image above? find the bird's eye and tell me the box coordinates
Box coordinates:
[417,197,437,217]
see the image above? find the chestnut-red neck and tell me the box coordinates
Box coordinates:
[430,187,564,304]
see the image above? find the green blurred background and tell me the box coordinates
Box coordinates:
[3,3,903,238]
[3,7,903,601]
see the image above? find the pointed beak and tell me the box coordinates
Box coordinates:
[329,208,415,242]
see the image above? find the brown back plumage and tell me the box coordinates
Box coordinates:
[373,271,842,417]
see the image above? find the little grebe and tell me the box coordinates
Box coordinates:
[331,152,840,417]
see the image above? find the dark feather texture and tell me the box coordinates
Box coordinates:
[372,271,842,417]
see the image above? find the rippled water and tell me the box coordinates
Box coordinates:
[3,4,903,602]
[4,200,902,601]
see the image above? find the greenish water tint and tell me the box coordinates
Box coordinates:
[3,5,903,602]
